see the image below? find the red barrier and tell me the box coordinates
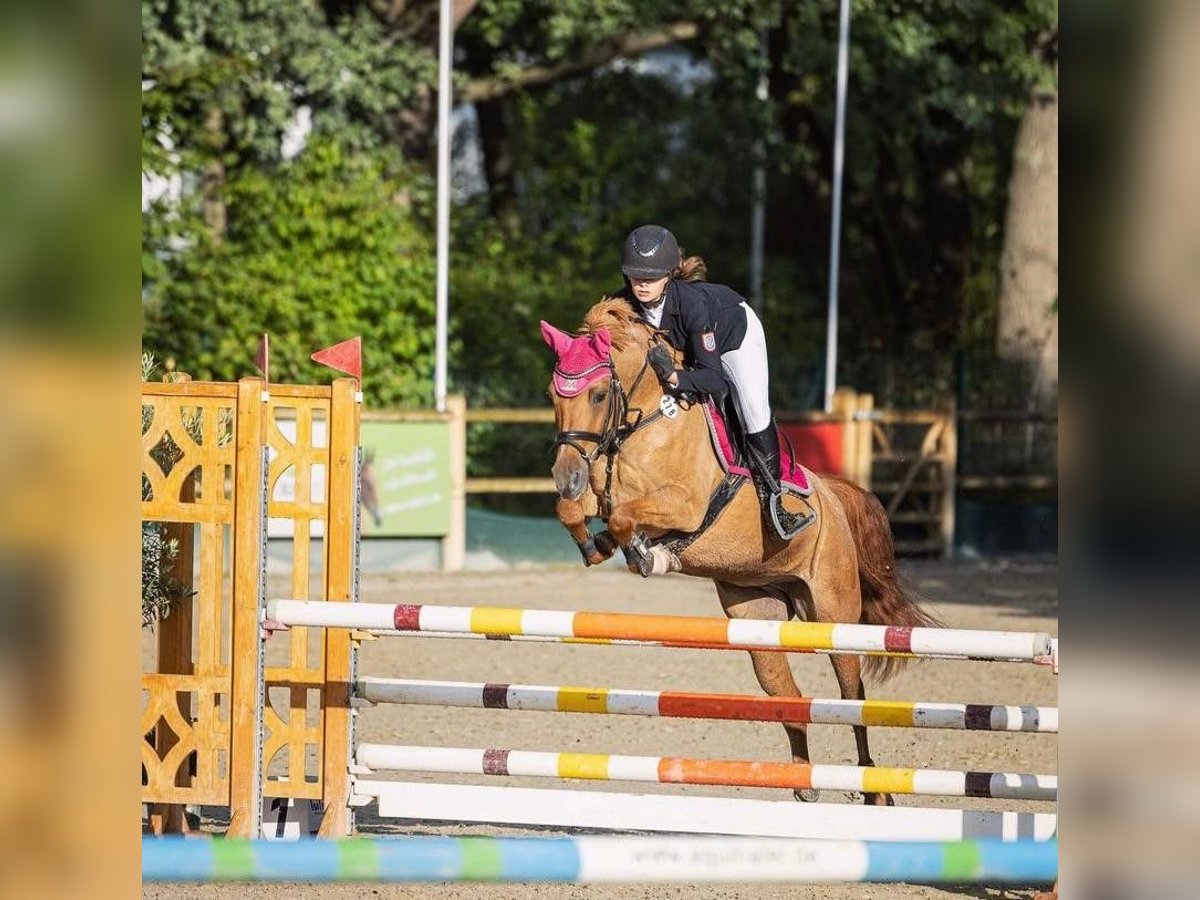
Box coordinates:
[780,422,845,476]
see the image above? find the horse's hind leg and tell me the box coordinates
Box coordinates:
[805,549,896,808]
[715,581,820,803]
[829,651,894,807]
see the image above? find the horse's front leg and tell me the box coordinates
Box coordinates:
[607,484,697,577]
[555,497,617,566]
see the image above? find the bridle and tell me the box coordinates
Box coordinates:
[552,345,671,519]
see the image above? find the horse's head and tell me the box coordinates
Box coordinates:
[541,298,660,501]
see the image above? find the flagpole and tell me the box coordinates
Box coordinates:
[823,0,851,413]
[434,0,452,412]
[748,27,768,314]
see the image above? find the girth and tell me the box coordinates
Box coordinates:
[648,471,748,556]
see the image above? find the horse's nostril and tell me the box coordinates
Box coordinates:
[553,463,585,501]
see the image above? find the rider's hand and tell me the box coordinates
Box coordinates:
[648,344,676,386]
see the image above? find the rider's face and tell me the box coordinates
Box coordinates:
[629,275,669,304]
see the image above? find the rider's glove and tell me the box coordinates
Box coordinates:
[647,344,675,386]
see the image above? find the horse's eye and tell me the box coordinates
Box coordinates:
[589,387,607,406]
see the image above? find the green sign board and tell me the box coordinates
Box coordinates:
[359,421,452,537]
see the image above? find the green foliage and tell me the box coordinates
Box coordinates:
[144,140,437,407]
[142,523,188,628]
[143,0,444,405]
[764,0,1057,406]
[142,0,436,173]
[447,207,599,495]
[449,1,1057,413]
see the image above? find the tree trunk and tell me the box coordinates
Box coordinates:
[201,106,227,242]
[1121,1,1200,378]
[474,98,518,228]
[396,87,435,164]
[996,88,1059,407]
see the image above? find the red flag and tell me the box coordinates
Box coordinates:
[254,333,270,382]
[311,336,362,381]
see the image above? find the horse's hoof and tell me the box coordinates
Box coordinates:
[594,530,617,555]
[621,536,655,578]
[793,788,820,803]
[862,792,895,807]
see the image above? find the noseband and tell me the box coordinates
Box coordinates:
[552,348,669,518]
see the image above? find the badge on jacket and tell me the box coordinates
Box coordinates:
[701,331,716,352]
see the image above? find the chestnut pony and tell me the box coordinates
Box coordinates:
[542,298,940,806]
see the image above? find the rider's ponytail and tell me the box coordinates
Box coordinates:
[672,253,707,282]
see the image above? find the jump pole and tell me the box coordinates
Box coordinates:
[142,835,1059,884]
[350,627,1054,665]
[353,743,1057,801]
[355,676,1059,732]
[355,781,1059,843]
[267,599,1054,662]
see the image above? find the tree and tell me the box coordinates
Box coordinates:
[996,31,1058,408]
[143,139,437,408]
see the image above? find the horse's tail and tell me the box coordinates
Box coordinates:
[823,475,943,683]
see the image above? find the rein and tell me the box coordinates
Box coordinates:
[552,348,668,518]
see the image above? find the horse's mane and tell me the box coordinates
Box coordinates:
[579,297,652,352]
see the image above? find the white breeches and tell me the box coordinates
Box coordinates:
[719,303,772,434]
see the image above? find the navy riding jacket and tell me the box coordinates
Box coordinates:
[616,279,750,396]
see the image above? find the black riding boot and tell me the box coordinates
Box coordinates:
[744,427,816,540]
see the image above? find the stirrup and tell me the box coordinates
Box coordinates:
[767,489,816,541]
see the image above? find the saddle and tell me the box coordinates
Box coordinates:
[702,399,817,540]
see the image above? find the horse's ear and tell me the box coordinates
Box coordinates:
[589,328,612,358]
[540,320,574,357]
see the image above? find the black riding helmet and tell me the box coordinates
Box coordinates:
[621,225,680,279]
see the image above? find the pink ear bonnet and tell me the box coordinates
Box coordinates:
[540,321,613,397]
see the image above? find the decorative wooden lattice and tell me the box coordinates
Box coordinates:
[140,382,242,809]
[141,378,357,836]
[261,384,356,806]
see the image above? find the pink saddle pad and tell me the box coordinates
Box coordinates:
[702,401,812,495]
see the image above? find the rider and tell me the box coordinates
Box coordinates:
[614,223,813,540]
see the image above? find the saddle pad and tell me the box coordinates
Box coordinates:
[701,401,813,496]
